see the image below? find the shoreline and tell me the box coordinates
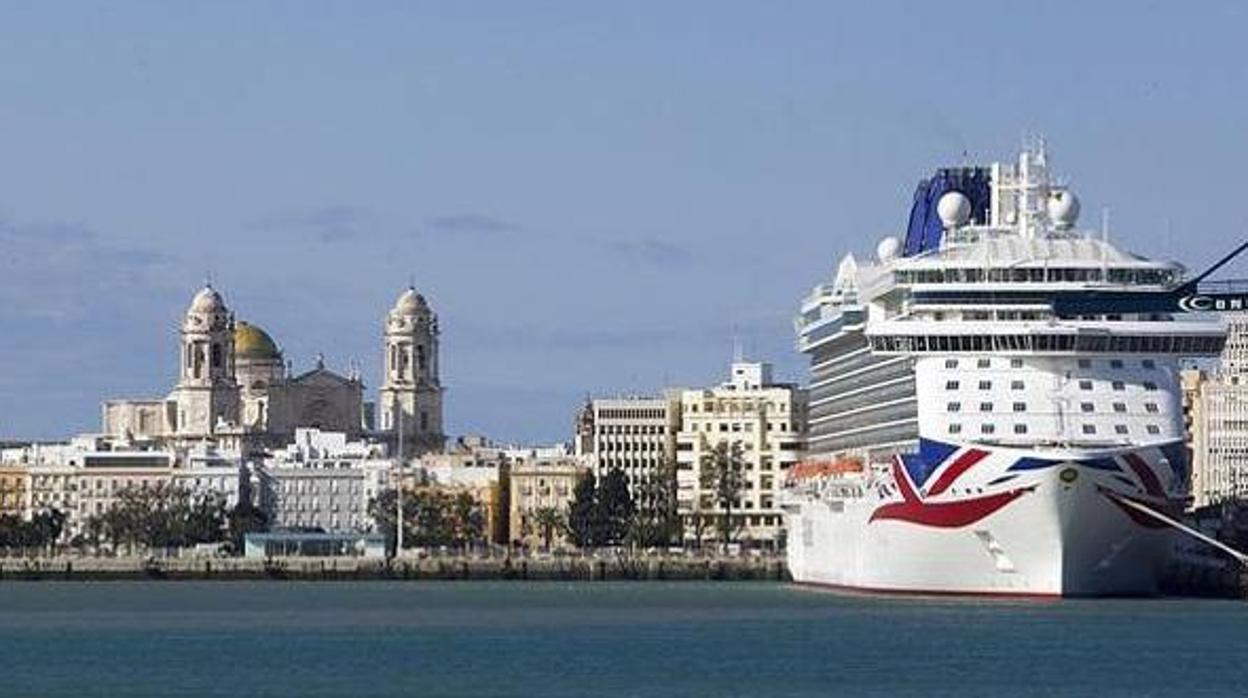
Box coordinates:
[0,554,791,583]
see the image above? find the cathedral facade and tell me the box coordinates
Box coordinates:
[102,285,445,458]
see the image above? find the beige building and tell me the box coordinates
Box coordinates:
[1184,314,1248,509]
[675,361,805,547]
[575,395,679,507]
[0,465,28,519]
[508,457,589,548]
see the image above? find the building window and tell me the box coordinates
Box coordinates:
[1110,359,1123,369]
[1012,402,1026,413]
[1144,402,1159,413]
[1111,381,1125,391]
[1010,358,1024,369]
[1080,402,1095,413]
[977,358,991,369]
[1114,425,1129,435]
[1142,359,1156,369]
[979,402,993,412]
[1082,424,1097,435]
[1013,423,1028,434]
[946,381,960,390]
[1011,380,1025,390]
[1143,381,1158,391]
[978,380,992,390]
[945,359,959,369]
[1078,359,1092,368]
[1113,402,1127,413]
[947,402,962,413]
[1146,424,1161,435]
[980,424,996,435]
[948,423,962,434]
[1079,380,1093,390]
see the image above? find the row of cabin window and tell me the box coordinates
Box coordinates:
[946,401,1161,413]
[944,358,1157,370]
[947,423,1163,436]
[944,379,1158,392]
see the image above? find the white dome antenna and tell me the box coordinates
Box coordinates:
[936,191,971,230]
[1047,189,1080,230]
[876,236,901,263]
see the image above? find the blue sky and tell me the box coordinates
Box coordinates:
[1,2,1246,442]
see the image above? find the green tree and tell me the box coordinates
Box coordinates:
[566,473,598,548]
[228,499,270,552]
[628,460,680,549]
[529,507,565,551]
[596,467,635,546]
[699,440,746,548]
[368,488,420,556]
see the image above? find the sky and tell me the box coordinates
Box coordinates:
[1,1,1247,443]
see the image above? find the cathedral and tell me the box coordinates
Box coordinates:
[102,285,445,458]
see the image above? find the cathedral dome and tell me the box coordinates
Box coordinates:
[394,287,429,315]
[235,321,281,360]
[189,285,226,314]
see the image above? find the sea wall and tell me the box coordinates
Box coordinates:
[0,554,791,582]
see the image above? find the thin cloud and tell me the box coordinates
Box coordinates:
[425,213,522,236]
[608,239,696,268]
[254,205,373,243]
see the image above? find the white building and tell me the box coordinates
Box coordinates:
[575,395,679,506]
[256,428,391,532]
[675,361,805,546]
[1189,314,1248,508]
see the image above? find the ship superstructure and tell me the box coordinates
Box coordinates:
[785,145,1225,596]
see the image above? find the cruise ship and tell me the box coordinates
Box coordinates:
[783,145,1226,596]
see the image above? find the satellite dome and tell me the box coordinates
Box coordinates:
[936,191,972,229]
[1047,189,1080,229]
[876,236,901,263]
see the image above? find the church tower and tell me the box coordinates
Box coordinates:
[379,286,445,457]
[170,285,240,438]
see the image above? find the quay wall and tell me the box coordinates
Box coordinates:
[0,554,791,583]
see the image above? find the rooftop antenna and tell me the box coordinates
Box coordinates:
[1101,207,1110,279]
[732,324,744,363]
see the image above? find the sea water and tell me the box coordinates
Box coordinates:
[0,581,1244,697]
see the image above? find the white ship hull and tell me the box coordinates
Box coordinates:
[784,443,1183,597]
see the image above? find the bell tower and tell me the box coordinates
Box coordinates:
[170,285,240,438]
[379,286,445,457]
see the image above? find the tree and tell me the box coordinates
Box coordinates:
[566,473,598,548]
[700,440,746,548]
[628,461,680,549]
[368,488,420,556]
[597,467,635,547]
[529,507,565,551]
[228,499,270,552]
[450,491,485,551]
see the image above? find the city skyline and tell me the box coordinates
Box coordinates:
[3,2,1248,442]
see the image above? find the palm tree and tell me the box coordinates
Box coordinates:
[699,440,746,549]
[530,507,565,551]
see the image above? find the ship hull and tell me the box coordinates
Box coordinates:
[785,459,1176,597]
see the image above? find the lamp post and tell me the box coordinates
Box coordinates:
[395,402,404,557]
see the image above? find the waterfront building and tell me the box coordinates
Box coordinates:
[256,428,391,533]
[0,464,27,518]
[675,361,805,546]
[243,530,385,559]
[575,395,679,506]
[1187,314,1248,508]
[508,457,590,548]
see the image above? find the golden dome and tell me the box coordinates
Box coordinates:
[234,321,281,361]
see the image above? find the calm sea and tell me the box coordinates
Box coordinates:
[0,581,1244,697]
